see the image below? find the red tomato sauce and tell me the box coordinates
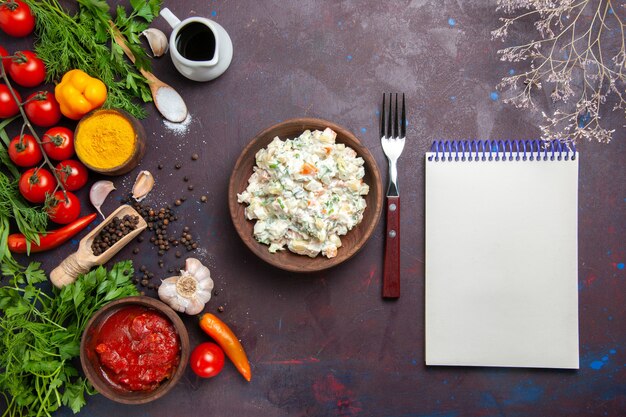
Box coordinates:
[93,306,180,391]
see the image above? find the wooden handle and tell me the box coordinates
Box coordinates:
[382,196,400,298]
[109,21,158,83]
[109,21,136,63]
[49,252,93,288]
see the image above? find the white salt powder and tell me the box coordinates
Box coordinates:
[163,112,192,136]
[155,87,188,122]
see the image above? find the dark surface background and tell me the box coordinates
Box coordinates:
[2,1,626,416]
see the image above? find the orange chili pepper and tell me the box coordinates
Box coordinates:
[199,313,251,382]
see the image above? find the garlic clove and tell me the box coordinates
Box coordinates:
[186,298,205,315]
[158,277,178,297]
[177,295,192,310]
[132,170,155,202]
[196,288,213,304]
[197,277,214,291]
[141,28,169,57]
[89,180,116,219]
[185,258,211,281]
[158,277,186,313]
[159,277,178,294]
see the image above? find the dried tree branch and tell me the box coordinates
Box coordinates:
[492,0,625,143]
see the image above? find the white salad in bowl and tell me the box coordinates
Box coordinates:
[237,128,370,258]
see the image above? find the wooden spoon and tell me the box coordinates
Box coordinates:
[111,23,188,123]
[50,205,147,288]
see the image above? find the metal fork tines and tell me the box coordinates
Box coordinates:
[380,93,405,299]
[381,93,406,196]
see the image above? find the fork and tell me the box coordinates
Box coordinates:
[380,93,406,298]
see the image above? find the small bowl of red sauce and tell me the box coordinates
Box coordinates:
[80,296,190,404]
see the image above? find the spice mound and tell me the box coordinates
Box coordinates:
[94,305,180,391]
[75,109,137,170]
[91,214,140,255]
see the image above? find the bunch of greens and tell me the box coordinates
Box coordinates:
[23,0,162,119]
[0,261,139,416]
[0,116,49,272]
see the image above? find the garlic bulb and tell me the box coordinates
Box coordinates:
[158,258,214,315]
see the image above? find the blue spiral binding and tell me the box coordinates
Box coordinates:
[427,140,576,162]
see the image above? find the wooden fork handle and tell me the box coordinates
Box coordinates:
[382,195,400,298]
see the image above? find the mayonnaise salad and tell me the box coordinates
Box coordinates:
[237,128,370,258]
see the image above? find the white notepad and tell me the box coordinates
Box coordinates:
[425,140,579,369]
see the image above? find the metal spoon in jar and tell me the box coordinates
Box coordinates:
[111,23,188,123]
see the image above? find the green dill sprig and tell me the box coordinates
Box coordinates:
[23,0,162,119]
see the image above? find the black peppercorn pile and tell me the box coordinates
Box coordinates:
[122,195,192,257]
[146,206,175,256]
[91,215,140,255]
[120,194,200,292]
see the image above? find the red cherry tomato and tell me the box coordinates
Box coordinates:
[8,134,42,167]
[42,126,74,160]
[0,83,21,118]
[190,342,225,378]
[7,50,45,87]
[19,167,56,204]
[0,0,34,38]
[24,91,61,127]
[56,159,88,191]
[46,191,80,224]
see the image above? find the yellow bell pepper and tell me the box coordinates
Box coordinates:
[55,69,107,120]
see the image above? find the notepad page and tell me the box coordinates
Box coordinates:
[425,154,579,369]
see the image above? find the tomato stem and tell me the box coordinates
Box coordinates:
[11,51,27,64]
[0,62,66,194]
[40,133,63,146]
[2,1,19,12]
[17,122,27,147]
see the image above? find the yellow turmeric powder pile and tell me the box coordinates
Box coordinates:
[75,110,136,169]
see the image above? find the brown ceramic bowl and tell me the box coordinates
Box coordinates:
[74,108,146,176]
[80,296,189,405]
[228,118,383,273]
